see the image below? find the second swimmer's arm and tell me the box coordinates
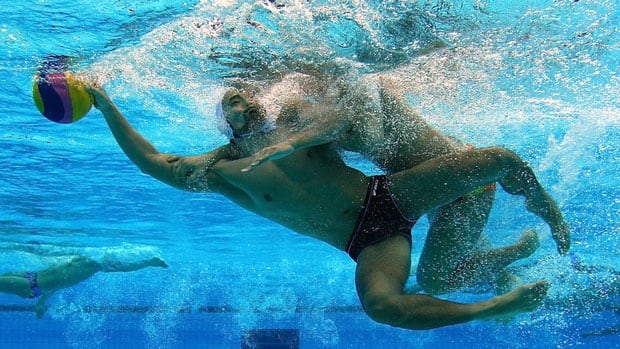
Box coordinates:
[244,103,351,171]
[289,102,352,149]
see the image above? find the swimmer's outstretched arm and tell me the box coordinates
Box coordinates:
[87,83,234,192]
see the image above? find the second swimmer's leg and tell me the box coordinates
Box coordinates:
[447,230,540,292]
[417,189,495,294]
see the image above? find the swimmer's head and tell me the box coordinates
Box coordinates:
[216,88,271,139]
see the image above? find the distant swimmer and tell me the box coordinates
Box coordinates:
[86,81,568,330]
[0,255,167,318]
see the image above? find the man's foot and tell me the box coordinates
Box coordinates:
[484,280,549,320]
[33,302,47,319]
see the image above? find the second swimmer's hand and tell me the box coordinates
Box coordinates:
[242,142,295,172]
[552,221,571,255]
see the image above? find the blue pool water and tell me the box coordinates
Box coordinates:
[0,1,618,348]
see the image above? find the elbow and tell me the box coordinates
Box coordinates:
[135,160,158,177]
[134,154,178,187]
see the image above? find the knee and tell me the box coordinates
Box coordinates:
[362,294,407,326]
[490,147,533,176]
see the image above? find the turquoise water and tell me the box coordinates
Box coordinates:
[1,1,618,348]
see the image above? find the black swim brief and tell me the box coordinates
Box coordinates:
[345,175,418,262]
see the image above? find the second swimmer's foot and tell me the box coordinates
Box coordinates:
[493,271,522,295]
[516,229,540,259]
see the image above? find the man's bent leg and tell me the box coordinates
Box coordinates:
[441,230,540,296]
[355,235,550,329]
[355,235,412,326]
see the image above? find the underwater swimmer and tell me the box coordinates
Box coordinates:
[0,255,168,318]
[227,72,571,295]
[88,83,558,330]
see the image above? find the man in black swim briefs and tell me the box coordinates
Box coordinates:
[87,83,570,330]
[346,175,417,262]
[346,174,495,262]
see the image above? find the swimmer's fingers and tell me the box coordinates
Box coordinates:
[242,158,267,172]
[84,80,101,101]
[151,257,169,268]
[242,143,294,172]
[242,149,280,172]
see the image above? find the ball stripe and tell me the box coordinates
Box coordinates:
[39,72,74,123]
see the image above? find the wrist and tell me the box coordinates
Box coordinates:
[96,99,117,114]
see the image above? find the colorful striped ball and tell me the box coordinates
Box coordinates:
[32,72,93,123]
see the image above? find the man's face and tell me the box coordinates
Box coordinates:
[222,89,249,133]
